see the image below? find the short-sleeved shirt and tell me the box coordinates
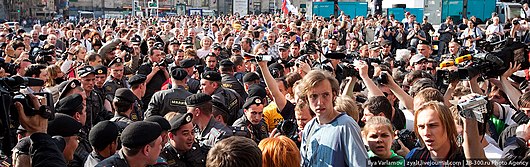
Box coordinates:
[300,113,368,167]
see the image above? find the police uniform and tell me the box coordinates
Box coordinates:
[160,113,206,167]
[50,96,89,167]
[78,66,111,127]
[185,93,234,149]
[232,96,269,143]
[96,121,163,167]
[146,68,192,117]
[202,71,244,126]
[103,58,130,101]
[128,74,147,121]
[179,59,200,94]
[109,88,136,130]
[85,121,120,167]
[219,60,247,100]
[93,65,108,97]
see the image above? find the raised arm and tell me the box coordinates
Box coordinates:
[499,62,523,109]
[257,60,287,111]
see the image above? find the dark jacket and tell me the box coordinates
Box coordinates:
[221,74,247,100]
[232,115,269,143]
[212,87,244,126]
[30,133,68,167]
[145,85,192,117]
[195,117,233,149]
[159,142,206,167]
[95,150,129,167]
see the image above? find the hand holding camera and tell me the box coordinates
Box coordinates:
[15,94,48,135]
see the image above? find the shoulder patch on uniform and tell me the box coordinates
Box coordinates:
[105,85,113,91]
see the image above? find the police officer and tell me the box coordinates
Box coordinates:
[146,68,192,117]
[180,58,200,93]
[54,94,91,167]
[103,57,130,104]
[110,88,137,130]
[200,71,244,126]
[233,96,269,143]
[219,59,247,100]
[185,93,233,149]
[77,66,112,128]
[96,121,164,167]
[128,74,147,121]
[93,65,108,96]
[48,113,84,164]
[160,113,206,167]
[85,121,120,167]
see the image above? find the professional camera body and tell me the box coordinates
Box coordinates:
[341,58,380,79]
[276,119,299,142]
[244,53,273,62]
[0,76,54,155]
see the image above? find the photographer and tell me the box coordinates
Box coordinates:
[406,23,426,47]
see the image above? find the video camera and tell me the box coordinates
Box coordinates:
[437,42,529,84]
[341,58,380,79]
[457,95,491,123]
[0,76,54,155]
[243,53,273,62]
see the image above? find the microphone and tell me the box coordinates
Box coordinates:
[455,54,473,64]
[439,60,455,68]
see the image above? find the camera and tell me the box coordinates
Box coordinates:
[0,76,54,155]
[341,58,379,79]
[120,44,134,53]
[511,111,530,125]
[244,53,272,62]
[276,119,299,141]
[457,95,490,123]
[375,72,388,85]
[391,129,417,151]
[157,58,168,67]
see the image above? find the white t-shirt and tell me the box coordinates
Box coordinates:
[483,143,502,161]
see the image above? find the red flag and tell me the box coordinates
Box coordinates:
[281,0,288,14]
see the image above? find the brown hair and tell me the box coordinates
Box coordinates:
[207,136,262,167]
[335,96,360,121]
[362,116,394,139]
[258,136,301,167]
[299,70,340,102]
[414,101,458,153]
[414,88,444,108]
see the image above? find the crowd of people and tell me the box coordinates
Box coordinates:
[2,6,530,166]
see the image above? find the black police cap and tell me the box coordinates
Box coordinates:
[185,93,212,107]
[168,113,193,132]
[169,39,180,45]
[145,115,171,131]
[171,68,188,80]
[219,59,234,68]
[89,121,120,150]
[232,44,242,51]
[121,121,162,148]
[268,63,284,71]
[179,59,196,68]
[58,79,81,100]
[154,42,165,48]
[279,43,290,50]
[128,74,147,87]
[243,96,264,109]
[212,99,229,115]
[48,113,82,137]
[114,88,136,103]
[131,36,141,44]
[247,84,267,99]
[212,43,222,49]
[243,72,260,83]
[324,52,346,60]
[202,71,222,82]
[77,65,96,78]
[108,57,124,67]
[94,65,107,75]
[55,94,84,116]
